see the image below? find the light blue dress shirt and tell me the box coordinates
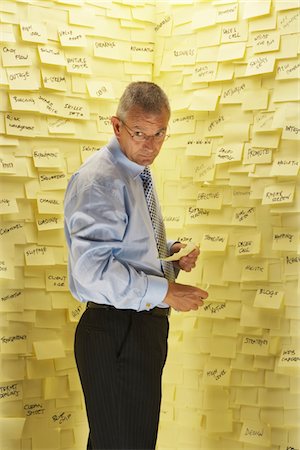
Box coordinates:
[64,136,175,311]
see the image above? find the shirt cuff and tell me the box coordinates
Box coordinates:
[138,275,169,311]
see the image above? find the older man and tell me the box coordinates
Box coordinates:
[64,81,208,450]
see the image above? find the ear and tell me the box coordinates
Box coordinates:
[111,116,121,137]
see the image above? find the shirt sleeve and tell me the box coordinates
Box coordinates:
[64,181,168,311]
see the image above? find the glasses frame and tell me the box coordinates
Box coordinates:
[117,117,170,143]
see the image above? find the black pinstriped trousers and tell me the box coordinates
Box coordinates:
[74,307,169,450]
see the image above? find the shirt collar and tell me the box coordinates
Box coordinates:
[107,136,145,179]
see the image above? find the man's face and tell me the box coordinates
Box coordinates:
[111,107,170,166]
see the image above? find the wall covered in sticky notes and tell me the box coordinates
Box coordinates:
[0,1,299,449]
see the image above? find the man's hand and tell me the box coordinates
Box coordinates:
[163,282,208,312]
[170,242,200,272]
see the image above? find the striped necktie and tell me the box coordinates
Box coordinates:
[140,167,175,282]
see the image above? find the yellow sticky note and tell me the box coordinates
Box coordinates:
[252,31,280,53]
[48,118,75,134]
[37,92,64,117]
[36,215,64,231]
[242,89,269,111]
[37,193,64,214]
[254,288,284,309]
[203,364,231,386]
[58,27,87,47]
[242,260,268,281]
[235,232,261,256]
[192,63,218,83]
[0,257,15,280]
[38,45,66,66]
[221,23,248,43]
[162,206,185,230]
[33,339,65,360]
[277,9,300,35]
[20,21,48,43]
[0,332,27,354]
[196,187,223,209]
[39,172,67,191]
[161,242,197,261]
[216,3,238,23]
[94,39,130,61]
[5,113,36,139]
[189,89,219,112]
[171,45,196,66]
[242,336,270,356]
[24,245,55,266]
[65,53,92,74]
[9,93,38,112]
[262,183,295,205]
[276,58,300,80]
[204,114,225,136]
[243,0,271,19]
[200,232,228,252]
[0,195,19,215]
[169,112,196,134]
[245,55,275,76]
[33,148,62,168]
[1,45,32,67]
[243,144,273,164]
[86,80,115,99]
[0,153,16,174]
[206,410,233,433]
[240,420,271,447]
[185,137,213,157]
[80,144,99,162]
[278,346,300,369]
[215,143,243,164]
[62,97,89,120]
[0,24,16,43]
[282,118,300,141]
[45,269,68,291]
[272,227,298,251]
[41,67,67,91]
[199,301,227,319]
[0,418,25,440]
[6,67,39,90]
[217,42,246,61]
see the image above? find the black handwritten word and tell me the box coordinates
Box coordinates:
[0,198,10,207]
[21,25,41,38]
[164,216,180,222]
[81,145,98,153]
[154,16,171,32]
[187,138,211,145]
[237,241,252,254]
[43,75,66,84]
[244,337,268,346]
[197,192,220,200]
[0,223,22,236]
[173,115,194,123]
[222,26,240,40]
[52,412,72,425]
[258,289,279,299]
[96,86,107,97]
[67,56,88,70]
[285,125,300,135]
[47,274,66,287]
[39,198,59,205]
[274,233,294,242]
[277,159,298,166]
[279,10,300,29]
[1,335,26,344]
[286,446,299,450]
[33,150,59,159]
[194,163,214,179]
[223,84,245,99]
[177,236,192,243]
[25,246,47,257]
[37,217,59,227]
[195,66,215,79]
[266,190,292,202]
[72,304,83,319]
[204,234,224,243]
[6,114,34,132]
[1,290,21,302]
[207,115,224,132]
[59,30,83,41]
[207,368,227,380]
[218,6,236,16]
[9,71,30,81]
[40,173,65,182]
[174,49,195,57]
[188,207,210,219]
[95,41,115,48]
[64,103,84,118]
[39,95,59,115]
[247,148,271,159]
[245,265,263,272]
[249,56,268,69]
[3,47,29,61]
[0,261,8,272]
[131,46,153,53]
[234,208,254,222]
[203,302,226,314]
[12,95,35,105]
[98,115,111,126]
[245,427,263,437]
[286,256,300,265]
[40,47,60,56]
[0,383,20,400]
[217,147,235,161]
[281,349,300,363]
[24,403,45,416]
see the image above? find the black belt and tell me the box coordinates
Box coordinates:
[86,301,170,317]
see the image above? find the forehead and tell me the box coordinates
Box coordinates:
[125,107,170,128]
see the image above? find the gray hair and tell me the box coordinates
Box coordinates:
[116,82,170,120]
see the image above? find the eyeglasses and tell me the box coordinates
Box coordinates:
[118,118,169,142]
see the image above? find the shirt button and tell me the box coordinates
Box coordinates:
[146,303,152,309]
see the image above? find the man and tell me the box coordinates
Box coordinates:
[64,81,208,450]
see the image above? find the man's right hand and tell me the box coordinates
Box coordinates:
[163,282,208,312]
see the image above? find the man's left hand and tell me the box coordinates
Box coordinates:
[170,242,200,272]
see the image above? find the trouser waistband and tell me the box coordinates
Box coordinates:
[86,301,170,317]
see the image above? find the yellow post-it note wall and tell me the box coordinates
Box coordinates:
[254,288,284,309]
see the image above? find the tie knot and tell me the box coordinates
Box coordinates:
[140,167,151,182]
